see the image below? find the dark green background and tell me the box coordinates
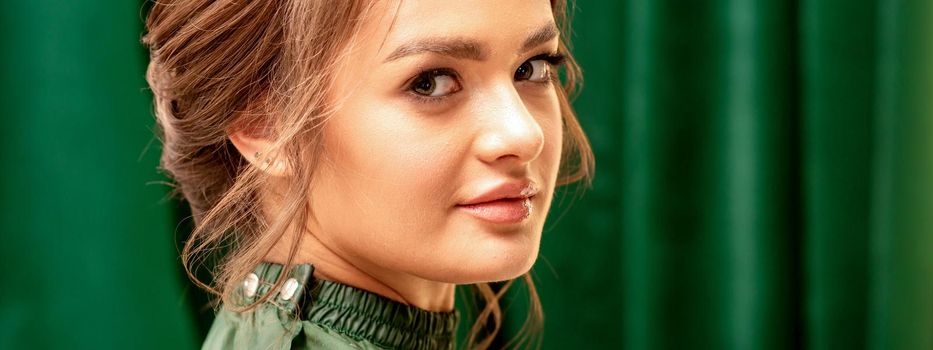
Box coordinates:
[1,0,931,349]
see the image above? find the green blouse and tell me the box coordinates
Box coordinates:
[202,262,460,350]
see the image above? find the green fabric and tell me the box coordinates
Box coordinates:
[203,262,459,350]
[0,1,198,349]
[498,0,933,349]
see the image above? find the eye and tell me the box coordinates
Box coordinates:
[409,69,461,97]
[514,53,566,82]
[514,60,551,82]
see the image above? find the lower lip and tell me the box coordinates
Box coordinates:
[457,197,533,224]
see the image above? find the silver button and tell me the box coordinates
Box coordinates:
[280,278,299,301]
[243,273,259,297]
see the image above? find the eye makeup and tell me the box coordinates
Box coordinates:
[402,50,568,105]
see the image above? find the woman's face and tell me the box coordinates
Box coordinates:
[308,0,563,284]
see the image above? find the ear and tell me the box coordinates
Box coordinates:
[227,128,290,177]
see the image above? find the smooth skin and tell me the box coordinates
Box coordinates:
[229,0,563,312]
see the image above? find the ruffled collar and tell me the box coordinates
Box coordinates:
[246,262,459,349]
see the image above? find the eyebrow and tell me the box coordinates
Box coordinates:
[382,22,559,63]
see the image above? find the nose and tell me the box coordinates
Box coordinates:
[474,84,545,166]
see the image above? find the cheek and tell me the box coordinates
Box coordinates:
[312,103,461,235]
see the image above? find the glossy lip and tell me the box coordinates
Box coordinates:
[456,180,539,224]
[458,180,539,206]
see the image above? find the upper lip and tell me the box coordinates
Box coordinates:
[457,179,539,206]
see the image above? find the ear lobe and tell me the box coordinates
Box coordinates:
[227,129,290,177]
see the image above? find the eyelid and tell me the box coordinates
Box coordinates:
[527,51,566,66]
[403,67,459,89]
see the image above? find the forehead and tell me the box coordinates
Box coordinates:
[357,0,556,58]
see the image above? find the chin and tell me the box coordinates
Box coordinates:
[477,254,537,283]
[406,215,545,284]
[427,240,540,285]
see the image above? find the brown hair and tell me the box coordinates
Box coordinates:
[142,0,592,349]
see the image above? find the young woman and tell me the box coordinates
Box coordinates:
[144,0,593,348]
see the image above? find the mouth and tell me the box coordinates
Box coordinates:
[456,179,539,224]
[456,195,536,225]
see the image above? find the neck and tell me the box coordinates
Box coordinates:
[263,227,456,312]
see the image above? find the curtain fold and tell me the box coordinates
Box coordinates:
[504,0,933,349]
[0,1,198,349]
[867,1,933,348]
[801,0,875,349]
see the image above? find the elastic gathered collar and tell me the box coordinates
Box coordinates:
[245,262,459,349]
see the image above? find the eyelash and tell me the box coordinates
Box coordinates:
[404,52,567,105]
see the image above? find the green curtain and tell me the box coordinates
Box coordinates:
[0,1,197,349]
[502,0,933,349]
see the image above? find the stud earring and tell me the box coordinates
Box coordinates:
[254,151,272,165]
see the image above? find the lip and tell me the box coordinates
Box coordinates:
[458,180,539,206]
[456,180,539,224]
